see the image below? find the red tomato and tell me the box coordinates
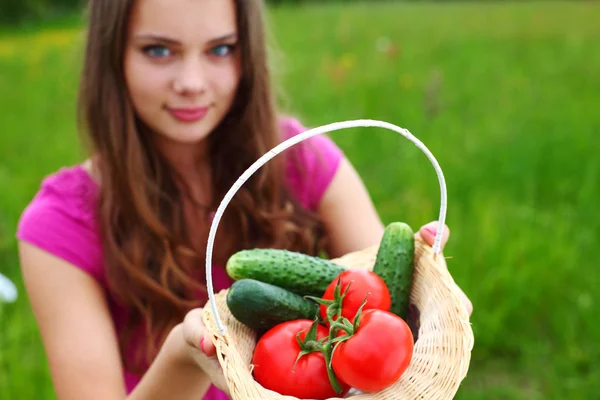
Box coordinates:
[331,309,414,392]
[320,269,391,324]
[252,320,349,399]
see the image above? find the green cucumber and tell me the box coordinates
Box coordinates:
[226,249,347,297]
[372,222,416,320]
[226,278,319,333]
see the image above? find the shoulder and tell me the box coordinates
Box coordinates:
[278,116,341,153]
[16,164,104,284]
[278,116,345,210]
[18,164,99,225]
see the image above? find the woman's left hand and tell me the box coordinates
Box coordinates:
[418,221,473,317]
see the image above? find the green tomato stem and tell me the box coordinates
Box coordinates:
[322,342,344,394]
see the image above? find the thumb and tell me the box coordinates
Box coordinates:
[200,332,216,358]
[419,221,450,250]
[181,309,229,395]
[182,308,216,358]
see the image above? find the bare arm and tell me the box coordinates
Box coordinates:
[317,158,385,258]
[18,242,214,400]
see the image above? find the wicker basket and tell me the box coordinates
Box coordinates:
[201,120,474,400]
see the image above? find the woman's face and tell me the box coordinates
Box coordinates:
[124,0,241,150]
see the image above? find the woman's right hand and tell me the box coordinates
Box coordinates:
[179,308,230,395]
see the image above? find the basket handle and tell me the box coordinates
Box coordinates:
[205,119,447,335]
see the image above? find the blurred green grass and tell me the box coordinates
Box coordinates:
[1,1,599,399]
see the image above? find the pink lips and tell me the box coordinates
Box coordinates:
[167,106,210,122]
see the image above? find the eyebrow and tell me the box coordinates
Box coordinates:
[134,33,238,45]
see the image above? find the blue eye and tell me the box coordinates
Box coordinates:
[210,44,235,57]
[144,45,172,58]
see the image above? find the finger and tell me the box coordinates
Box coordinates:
[182,308,218,358]
[200,332,216,358]
[419,221,450,249]
[182,309,211,352]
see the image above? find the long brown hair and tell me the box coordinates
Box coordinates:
[77,0,326,372]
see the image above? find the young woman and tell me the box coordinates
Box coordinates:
[16,0,467,399]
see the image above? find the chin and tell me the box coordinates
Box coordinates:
[156,120,214,144]
[169,130,212,145]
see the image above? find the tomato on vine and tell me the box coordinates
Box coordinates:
[331,309,414,392]
[318,269,391,324]
[252,319,349,399]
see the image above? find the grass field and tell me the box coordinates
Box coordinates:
[1,1,599,399]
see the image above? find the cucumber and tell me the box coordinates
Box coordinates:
[226,279,319,333]
[372,222,416,320]
[226,249,347,297]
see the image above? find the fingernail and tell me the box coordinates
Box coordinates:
[426,226,437,236]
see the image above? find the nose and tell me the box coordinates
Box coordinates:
[172,55,207,95]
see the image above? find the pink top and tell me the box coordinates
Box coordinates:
[16,117,343,399]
